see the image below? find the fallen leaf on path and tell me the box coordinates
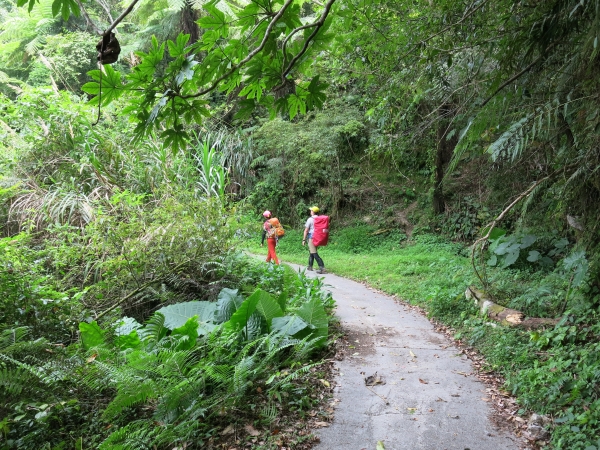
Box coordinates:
[365,373,386,386]
[221,424,235,435]
[320,379,330,388]
[418,378,428,384]
[409,350,416,358]
[376,441,385,450]
[314,421,329,427]
[245,425,260,436]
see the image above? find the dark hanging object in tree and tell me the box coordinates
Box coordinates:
[96,32,121,64]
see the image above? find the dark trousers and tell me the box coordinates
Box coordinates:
[308,252,324,269]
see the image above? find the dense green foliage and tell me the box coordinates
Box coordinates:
[1,262,334,449]
[2,0,600,447]
[0,75,334,449]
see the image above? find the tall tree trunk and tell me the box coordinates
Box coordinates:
[433,103,457,214]
[181,4,200,45]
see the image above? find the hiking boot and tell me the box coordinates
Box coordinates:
[316,267,326,274]
[307,266,314,271]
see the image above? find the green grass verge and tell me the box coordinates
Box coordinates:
[245,227,474,305]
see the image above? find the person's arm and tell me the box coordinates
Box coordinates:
[302,226,308,246]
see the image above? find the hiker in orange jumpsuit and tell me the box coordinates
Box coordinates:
[261,210,279,265]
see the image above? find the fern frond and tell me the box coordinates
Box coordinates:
[0,368,33,395]
[487,115,531,162]
[140,312,167,348]
[166,0,186,11]
[103,378,158,420]
[260,401,277,423]
[0,327,30,350]
[99,420,157,450]
[269,361,322,390]
[233,355,256,392]
[204,363,234,385]
[0,353,46,381]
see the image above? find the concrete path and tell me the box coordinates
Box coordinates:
[299,268,521,450]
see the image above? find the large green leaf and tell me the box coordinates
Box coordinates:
[79,321,105,350]
[156,301,217,334]
[82,65,125,106]
[223,290,261,333]
[296,299,328,346]
[168,33,191,58]
[114,317,143,350]
[255,292,284,327]
[271,315,309,337]
[115,330,142,350]
[171,317,199,349]
[223,288,280,334]
[215,288,244,323]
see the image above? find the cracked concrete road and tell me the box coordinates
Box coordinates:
[297,267,522,450]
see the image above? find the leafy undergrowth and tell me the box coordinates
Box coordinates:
[0,261,339,449]
[245,226,600,450]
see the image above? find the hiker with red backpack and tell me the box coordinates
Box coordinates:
[261,210,283,265]
[302,206,329,274]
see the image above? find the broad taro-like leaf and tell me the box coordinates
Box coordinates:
[519,234,537,249]
[157,301,217,334]
[115,317,142,336]
[255,292,284,327]
[502,250,520,268]
[79,321,105,350]
[171,317,199,349]
[296,299,328,347]
[115,330,142,350]
[215,288,244,323]
[223,289,279,334]
[223,290,261,333]
[114,317,143,350]
[271,316,309,337]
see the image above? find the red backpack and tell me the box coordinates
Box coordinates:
[312,215,330,247]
